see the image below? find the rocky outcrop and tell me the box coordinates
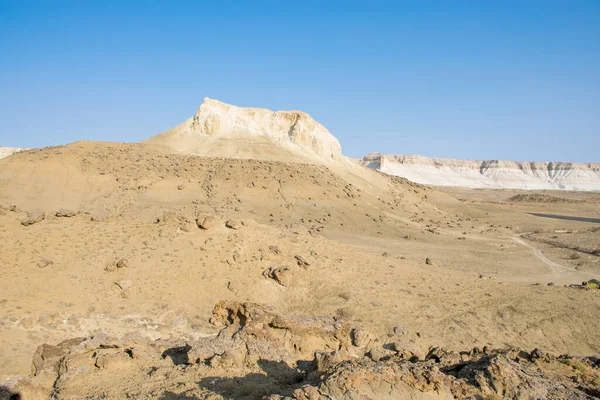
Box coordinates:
[148,98,344,164]
[358,153,600,191]
[274,347,600,400]
[2,302,599,399]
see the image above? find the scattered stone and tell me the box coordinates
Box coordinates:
[392,341,424,359]
[425,258,433,265]
[225,219,243,230]
[547,282,555,287]
[37,257,54,269]
[313,349,350,371]
[180,222,196,232]
[105,258,128,272]
[262,266,292,287]
[56,208,77,217]
[569,284,584,289]
[350,328,370,347]
[177,184,185,190]
[21,210,45,226]
[367,348,386,362]
[269,245,282,255]
[196,214,221,230]
[392,326,409,337]
[295,255,310,268]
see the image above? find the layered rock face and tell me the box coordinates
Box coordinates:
[0,147,26,159]
[148,98,343,164]
[359,153,600,191]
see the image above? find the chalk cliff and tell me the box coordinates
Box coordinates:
[358,153,600,191]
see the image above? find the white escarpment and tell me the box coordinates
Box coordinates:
[148,98,343,164]
[0,147,26,159]
[358,153,600,191]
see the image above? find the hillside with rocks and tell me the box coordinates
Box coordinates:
[1,99,600,399]
[358,153,600,191]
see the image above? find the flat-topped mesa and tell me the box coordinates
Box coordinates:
[359,153,600,191]
[150,97,343,163]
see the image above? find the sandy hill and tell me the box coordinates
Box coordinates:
[0,141,452,226]
[358,153,600,191]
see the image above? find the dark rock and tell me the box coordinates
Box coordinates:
[56,209,77,217]
[21,210,45,226]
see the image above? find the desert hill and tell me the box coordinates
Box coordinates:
[0,141,449,231]
[148,98,344,165]
[1,101,600,399]
[358,153,600,191]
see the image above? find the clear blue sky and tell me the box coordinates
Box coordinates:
[1,1,599,162]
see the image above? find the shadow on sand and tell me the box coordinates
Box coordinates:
[157,359,309,400]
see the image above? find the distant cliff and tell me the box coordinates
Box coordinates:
[357,153,600,191]
[0,147,26,159]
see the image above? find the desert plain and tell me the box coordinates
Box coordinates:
[0,99,599,399]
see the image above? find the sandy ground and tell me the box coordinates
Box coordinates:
[0,142,599,392]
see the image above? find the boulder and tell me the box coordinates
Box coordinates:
[21,210,45,226]
[55,209,77,217]
[37,257,54,269]
[350,328,370,347]
[263,266,292,287]
[225,219,243,230]
[196,214,221,230]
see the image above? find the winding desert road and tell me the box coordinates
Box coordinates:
[511,235,575,275]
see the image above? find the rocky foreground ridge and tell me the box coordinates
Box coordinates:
[358,154,600,191]
[2,302,599,400]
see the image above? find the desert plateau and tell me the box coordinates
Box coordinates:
[0,98,598,399]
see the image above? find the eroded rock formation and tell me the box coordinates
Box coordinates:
[2,302,598,399]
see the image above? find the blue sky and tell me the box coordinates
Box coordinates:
[1,1,599,162]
